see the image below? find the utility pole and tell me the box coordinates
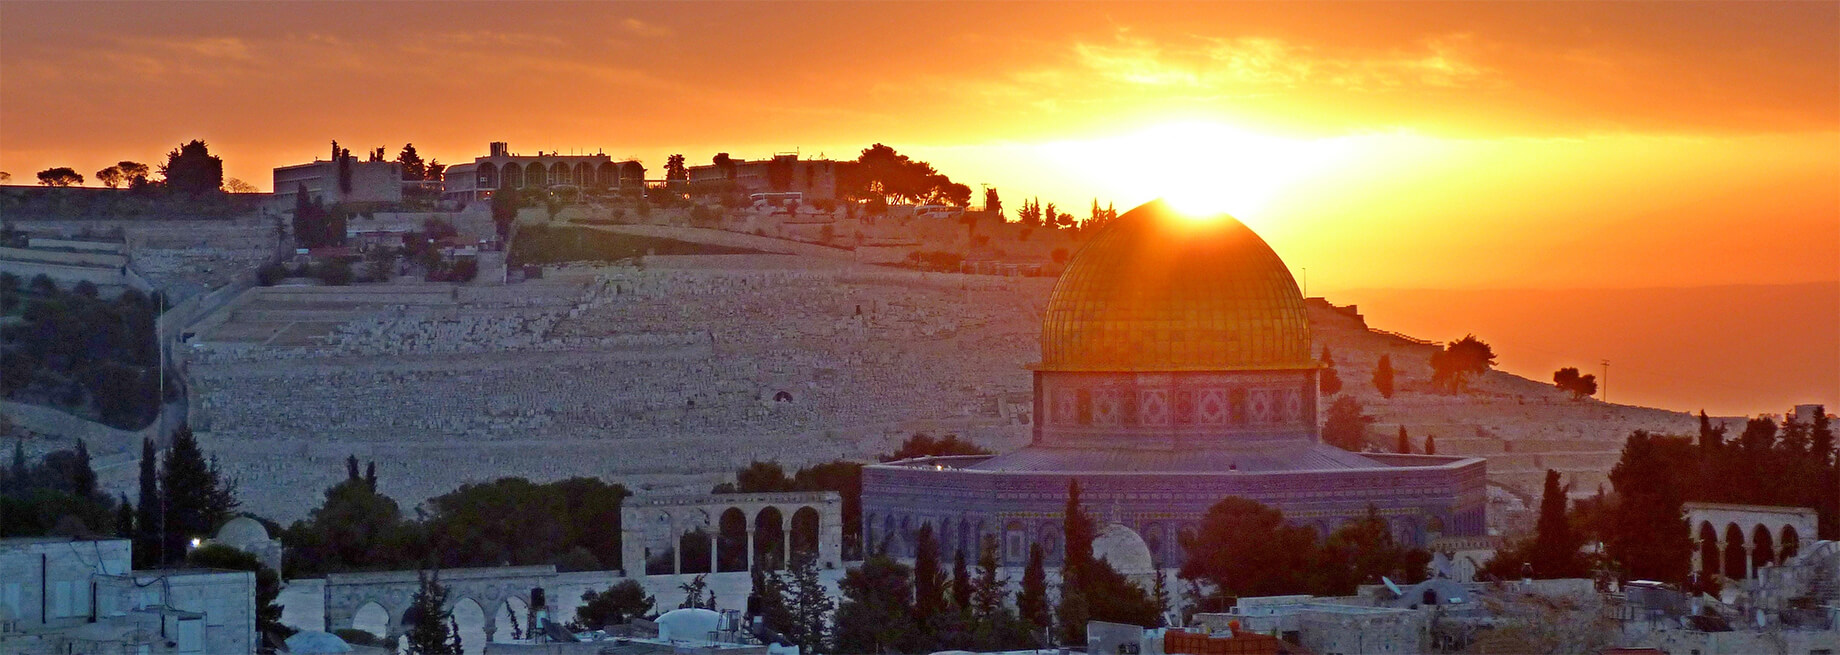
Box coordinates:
[1601,359,1610,403]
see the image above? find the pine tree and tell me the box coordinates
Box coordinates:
[135,437,161,568]
[832,554,918,653]
[1698,410,1725,452]
[1425,434,1436,455]
[159,425,238,565]
[1017,543,1050,634]
[785,553,835,654]
[1397,426,1411,454]
[404,571,459,655]
[1606,431,1692,583]
[951,546,973,611]
[1372,354,1395,398]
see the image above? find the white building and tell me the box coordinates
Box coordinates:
[0,537,256,655]
[442,141,645,201]
[273,157,404,208]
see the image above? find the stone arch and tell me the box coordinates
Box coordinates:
[1698,521,1720,577]
[1036,522,1060,563]
[620,161,645,186]
[451,596,487,653]
[501,162,522,189]
[597,162,615,189]
[351,601,392,640]
[478,162,500,189]
[1782,525,1801,560]
[550,162,569,185]
[496,595,531,642]
[1723,523,1747,578]
[679,508,715,574]
[1752,524,1776,568]
[791,506,821,562]
[526,162,546,187]
[717,507,749,572]
[1003,520,1028,565]
[1426,515,1446,536]
[574,162,591,186]
[756,506,786,570]
[773,391,793,403]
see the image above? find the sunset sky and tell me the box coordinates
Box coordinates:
[3,1,1835,414]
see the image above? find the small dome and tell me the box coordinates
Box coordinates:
[1091,523,1156,576]
[1040,199,1313,372]
[656,608,722,641]
[216,516,269,544]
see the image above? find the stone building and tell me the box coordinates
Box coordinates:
[0,537,256,655]
[273,157,404,207]
[687,153,843,202]
[861,199,1489,568]
[442,141,645,201]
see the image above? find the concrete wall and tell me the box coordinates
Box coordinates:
[0,259,129,289]
[25,238,124,254]
[0,246,128,268]
[0,538,134,627]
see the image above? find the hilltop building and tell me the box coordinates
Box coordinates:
[686,153,843,202]
[273,157,404,207]
[441,141,645,201]
[861,200,1488,569]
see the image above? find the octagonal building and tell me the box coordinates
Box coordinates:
[861,199,1487,568]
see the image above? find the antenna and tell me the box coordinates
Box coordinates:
[1600,360,1610,403]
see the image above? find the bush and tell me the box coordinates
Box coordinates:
[333,628,380,647]
[315,262,353,287]
[256,262,286,286]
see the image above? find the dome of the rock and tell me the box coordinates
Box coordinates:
[1040,199,1312,372]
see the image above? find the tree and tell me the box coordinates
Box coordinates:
[159,424,239,564]
[951,547,973,610]
[397,144,426,181]
[135,437,161,568]
[1017,543,1049,634]
[115,494,135,538]
[1315,506,1430,595]
[970,534,1030,647]
[1373,354,1395,398]
[1055,479,1159,641]
[678,573,714,609]
[833,553,918,654]
[1319,345,1343,396]
[1605,431,1693,583]
[1179,497,1319,598]
[0,171,10,182]
[223,178,257,194]
[664,154,688,181]
[913,523,946,624]
[784,553,835,653]
[1425,433,1436,455]
[117,161,151,187]
[403,571,460,655]
[70,439,96,500]
[575,580,654,629]
[36,167,83,187]
[1529,469,1586,578]
[425,159,445,183]
[1397,426,1411,454]
[97,165,125,188]
[161,140,224,197]
[881,433,992,461]
[1553,367,1598,400]
[1430,335,1496,394]
[188,543,293,640]
[1322,396,1369,451]
[1698,410,1726,452]
[983,187,1003,216]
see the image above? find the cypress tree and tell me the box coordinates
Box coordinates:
[951,546,972,611]
[1425,434,1436,455]
[365,461,378,492]
[115,493,135,538]
[1372,354,1395,398]
[1018,543,1049,633]
[1319,345,1342,396]
[135,437,161,568]
[403,571,459,655]
[1063,479,1094,578]
[1397,426,1411,454]
[346,454,360,481]
[1530,469,1582,577]
[72,439,96,499]
[913,523,945,624]
[9,440,25,489]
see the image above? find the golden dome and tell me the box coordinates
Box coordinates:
[1039,199,1313,371]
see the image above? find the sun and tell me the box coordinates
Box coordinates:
[1043,121,1352,221]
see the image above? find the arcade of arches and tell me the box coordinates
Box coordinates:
[1686,502,1817,581]
[620,492,843,577]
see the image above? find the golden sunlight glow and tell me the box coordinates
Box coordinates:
[1040,121,1354,220]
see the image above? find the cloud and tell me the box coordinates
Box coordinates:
[1072,32,1492,92]
[620,18,673,39]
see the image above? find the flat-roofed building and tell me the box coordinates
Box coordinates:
[687,153,843,202]
[442,141,645,201]
[0,537,256,655]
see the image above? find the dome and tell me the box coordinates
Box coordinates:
[1091,523,1156,576]
[1040,199,1313,372]
[215,516,270,544]
[656,608,722,641]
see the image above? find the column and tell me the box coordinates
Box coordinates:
[709,533,718,574]
[1690,539,1702,574]
[781,514,793,570]
[746,529,756,572]
[1745,543,1755,580]
[1715,540,1727,577]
